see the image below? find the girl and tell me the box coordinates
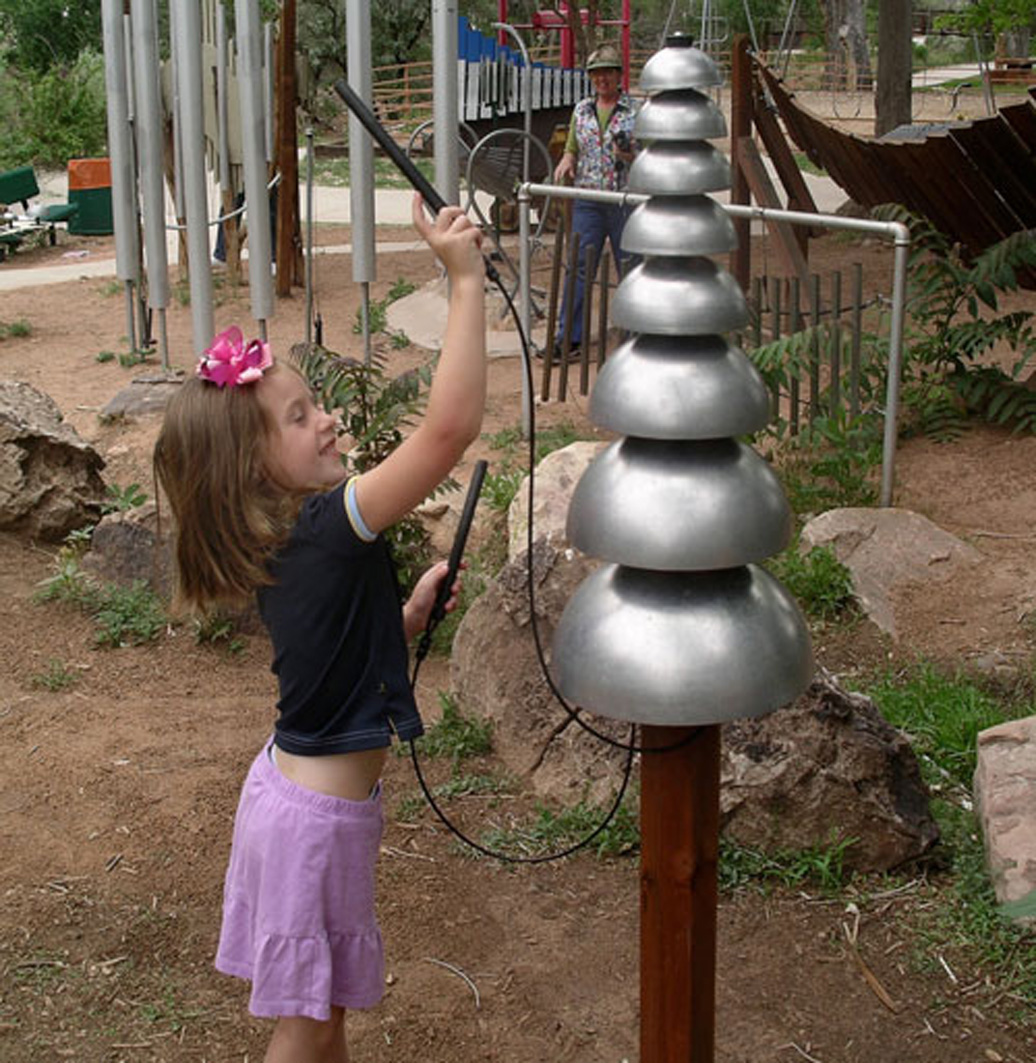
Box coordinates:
[153,196,485,1062]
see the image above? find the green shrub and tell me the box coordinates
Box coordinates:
[766,541,855,621]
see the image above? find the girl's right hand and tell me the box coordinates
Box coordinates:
[411,195,484,281]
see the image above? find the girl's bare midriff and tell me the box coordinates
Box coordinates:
[273,746,388,801]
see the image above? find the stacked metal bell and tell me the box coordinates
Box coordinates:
[552,35,813,726]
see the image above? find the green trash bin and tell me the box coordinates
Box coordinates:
[67,158,113,235]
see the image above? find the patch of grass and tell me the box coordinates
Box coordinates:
[0,318,32,340]
[118,349,149,369]
[97,279,123,297]
[30,658,79,691]
[719,832,858,894]
[396,772,513,823]
[95,350,116,363]
[910,801,1036,1005]
[480,792,639,859]
[765,540,855,621]
[410,692,493,767]
[866,662,1018,790]
[313,153,435,189]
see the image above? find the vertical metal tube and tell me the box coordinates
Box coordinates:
[168,0,186,221]
[174,0,215,353]
[346,0,375,286]
[880,227,910,507]
[305,126,314,347]
[433,0,460,205]
[217,3,231,192]
[264,21,275,162]
[517,184,531,439]
[130,0,170,322]
[236,0,274,324]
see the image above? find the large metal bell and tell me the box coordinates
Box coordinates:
[622,196,737,257]
[566,437,792,569]
[613,257,749,335]
[634,90,727,142]
[639,33,723,94]
[552,564,813,725]
[628,142,731,197]
[589,334,771,440]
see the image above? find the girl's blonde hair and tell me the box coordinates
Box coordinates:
[153,364,303,613]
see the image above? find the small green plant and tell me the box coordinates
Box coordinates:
[98,280,123,298]
[0,318,31,340]
[353,276,417,338]
[91,580,167,648]
[387,277,416,301]
[411,692,493,768]
[118,349,148,369]
[766,540,855,621]
[30,659,78,691]
[481,465,525,513]
[191,612,246,654]
[390,330,411,349]
[396,772,511,823]
[95,350,116,363]
[101,482,148,514]
[34,533,93,606]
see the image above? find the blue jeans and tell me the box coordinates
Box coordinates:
[555,199,630,348]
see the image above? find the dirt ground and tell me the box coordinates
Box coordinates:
[1,221,1035,1063]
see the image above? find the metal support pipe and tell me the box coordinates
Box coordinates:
[517,184,532,438]
[173,0,215,353]
[520,181,911,506]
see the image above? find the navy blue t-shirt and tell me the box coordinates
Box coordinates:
[258,481,424,755]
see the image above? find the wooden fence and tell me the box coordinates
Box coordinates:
[536,224,883,433]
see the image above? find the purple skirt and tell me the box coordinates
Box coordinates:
[215,741,385,1020]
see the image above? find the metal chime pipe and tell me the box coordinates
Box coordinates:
[236,0,274,328]
[432,0,460,205]
[173,0,214,353]
[130,0,170,367]
[519,181,911,506]
[101,0,140,355]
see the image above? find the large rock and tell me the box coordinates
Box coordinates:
[81,502,171,595]
[450,540,630,804]
[0,380,106,541]
[507,441,603,562]
[800,507,981,638]
[721,671,939,870]
[974,715,1036,923]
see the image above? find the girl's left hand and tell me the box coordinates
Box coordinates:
[403,560,465,641]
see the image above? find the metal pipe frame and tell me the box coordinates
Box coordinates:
[518,181,910,506]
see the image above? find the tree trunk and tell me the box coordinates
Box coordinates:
[819,0,872,91]
[876,0,913,137]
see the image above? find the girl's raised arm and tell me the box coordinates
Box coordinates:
[352,195,487,535]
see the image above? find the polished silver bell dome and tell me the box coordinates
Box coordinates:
[613,258,749,335]
[639,34,723,93]
[552,564,813,725]
[566,437,792,569]
[590,334,771,440]
[628,142,731,196]
[634,90,728,142]
[622,196,737,257]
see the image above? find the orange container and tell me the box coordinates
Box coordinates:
[67,157,112,191]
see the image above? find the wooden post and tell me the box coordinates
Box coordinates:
[875,0,912,137]
[729,34,752,292]
[640,723,720,1063]
[275,0,300,295]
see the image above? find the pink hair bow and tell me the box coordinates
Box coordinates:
[196,326,273,388]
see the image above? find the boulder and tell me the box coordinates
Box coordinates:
[100,374,182,419]
[0,380,106,541]
[450,540,630,805]
[800,507,981,638]
[721,670,939,871]
[974,715,1036,923]
[81,502,171,595]
[507,441,603,562]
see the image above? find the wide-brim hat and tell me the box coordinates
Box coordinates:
[586,43,622,72]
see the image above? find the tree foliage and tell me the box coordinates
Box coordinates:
[936,0,1036,36]
[0,0,101,72]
